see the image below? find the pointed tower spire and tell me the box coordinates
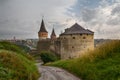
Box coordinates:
[51,27,56,40]
[38,19,48,40]
[39,19,48,33]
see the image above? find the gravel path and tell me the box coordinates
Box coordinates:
[37,63,81,80]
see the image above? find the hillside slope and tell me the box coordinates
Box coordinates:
[48,40,120,80]
[0,41,39,80]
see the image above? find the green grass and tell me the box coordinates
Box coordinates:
[48,40,120,80]
[0,41,39,80]
[0,41,25,53]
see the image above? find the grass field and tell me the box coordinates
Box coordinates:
[0,41,39,80]
[48,40,120,80]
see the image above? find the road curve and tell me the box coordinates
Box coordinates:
[37,63,81,80]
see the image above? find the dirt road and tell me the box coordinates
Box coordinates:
[37,63,80,80]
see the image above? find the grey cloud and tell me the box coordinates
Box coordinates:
[107,17,120,25]
[111,4,120,15]
[0,0,120,39]
[81,8,97,22]
[0,0,76,39]
[69,0,120,39]
[106,4,120,25]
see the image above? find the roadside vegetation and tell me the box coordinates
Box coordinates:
[48,40,120,80]
[39,51,59,64]
[0,41,39,80]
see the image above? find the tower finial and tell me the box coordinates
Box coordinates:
[53,24,54,29]
[42,15,44,19]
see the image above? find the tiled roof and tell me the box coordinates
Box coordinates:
[60,23,94,35]
[39,19,48,33]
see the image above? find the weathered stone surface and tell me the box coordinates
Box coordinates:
[59,34,94,59]
[37,22,94,59]
[37,39,51,53]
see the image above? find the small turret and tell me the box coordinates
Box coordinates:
[51,28,56,40]
[38,19,48,40]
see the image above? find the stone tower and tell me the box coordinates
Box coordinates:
[38,19,48,40]
[59,23,94,59]
[50,28,56,40]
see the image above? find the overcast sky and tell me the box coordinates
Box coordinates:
[0,0,120,39]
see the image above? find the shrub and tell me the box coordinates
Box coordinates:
[40,51,59,64]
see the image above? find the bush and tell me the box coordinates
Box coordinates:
[40,51,59,64]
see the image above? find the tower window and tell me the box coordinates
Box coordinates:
[73,37,75,39]
[80,34,82,36]
[83,37,86,39]
[72,46,74,48]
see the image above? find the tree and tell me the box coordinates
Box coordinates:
[40,51,59,64]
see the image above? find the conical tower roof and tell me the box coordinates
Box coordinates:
[39,19,48,33]
[60,23,94,35]
[51,28,56,36]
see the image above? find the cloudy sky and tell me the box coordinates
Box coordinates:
[0,0,120,39]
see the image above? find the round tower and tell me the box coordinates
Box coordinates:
[38,19,48,40]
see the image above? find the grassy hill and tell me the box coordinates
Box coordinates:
[0,41,39,80]
[48,40,120,80]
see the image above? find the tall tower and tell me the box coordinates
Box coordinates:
[38,19,48,40]
[51,28,56,40]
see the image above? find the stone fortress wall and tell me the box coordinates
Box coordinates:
[59,34,94,59]
[37,19,94,59]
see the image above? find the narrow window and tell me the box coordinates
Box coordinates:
[73,37,75,39]
[80,34,82,36]
[83,37,86,39]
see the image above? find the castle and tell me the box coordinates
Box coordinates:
[37,19,94,59]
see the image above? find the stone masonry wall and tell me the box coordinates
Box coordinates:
[59,34,94,59]
[37,39,51,53]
